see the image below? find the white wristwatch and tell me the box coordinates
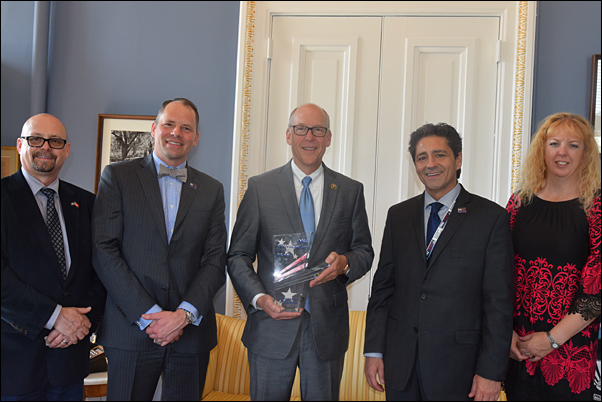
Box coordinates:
[546,331,559,349]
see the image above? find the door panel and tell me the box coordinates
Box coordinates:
[268,17,382,311]
[267,16,500,311]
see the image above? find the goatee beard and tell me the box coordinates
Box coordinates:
[32,153,56,173]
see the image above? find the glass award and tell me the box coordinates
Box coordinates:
[272,233,328,312]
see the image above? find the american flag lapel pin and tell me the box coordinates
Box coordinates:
[190,183,197,190]
[457,207,466,213]
[71,202,79,208]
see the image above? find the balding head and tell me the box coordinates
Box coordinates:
[17,113,70,186]
[288,103,330,129]
[21,113,67,140]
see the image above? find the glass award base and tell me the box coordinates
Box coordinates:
[273,283,305,312]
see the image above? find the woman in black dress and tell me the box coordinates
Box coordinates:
[505,113,600,400]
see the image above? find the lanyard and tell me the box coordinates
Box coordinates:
[425,196,458,259]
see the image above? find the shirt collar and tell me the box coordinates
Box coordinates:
[291,159,323,184]
[22,168,60,196]
[424,182,461,210]
[152,151,186,174]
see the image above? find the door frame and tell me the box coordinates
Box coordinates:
[227,1,537,318]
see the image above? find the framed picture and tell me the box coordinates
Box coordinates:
[95,114,156,192]
[1,146,20,179]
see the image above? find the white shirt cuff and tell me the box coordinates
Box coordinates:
[252,293,266,310]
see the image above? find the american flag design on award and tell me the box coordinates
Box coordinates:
[272,233,327,312]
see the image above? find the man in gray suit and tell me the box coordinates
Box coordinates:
[92,98,226,400]
[228,103,374,401]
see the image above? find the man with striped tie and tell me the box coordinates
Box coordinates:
[2,114,106,400]
[228,103,374,401]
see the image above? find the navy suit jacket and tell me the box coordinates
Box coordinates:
[1,169,106,395]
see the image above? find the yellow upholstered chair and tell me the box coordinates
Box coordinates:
[201,312,506,401]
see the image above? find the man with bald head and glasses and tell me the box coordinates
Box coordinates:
[1,113,106,400]
[228,103,374,400]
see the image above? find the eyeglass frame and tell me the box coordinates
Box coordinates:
[288,125,330,137]
[20,136,68,149]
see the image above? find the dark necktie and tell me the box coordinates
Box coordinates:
[299,176,315,312]
[426,202,443,246]
[157,164,187,183]
[40,188,67,280]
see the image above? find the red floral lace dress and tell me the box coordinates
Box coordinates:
[504,194,601,401]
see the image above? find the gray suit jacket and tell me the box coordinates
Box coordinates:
[92,154,226,353]
[364,186,515,400]
[227,161,374,361]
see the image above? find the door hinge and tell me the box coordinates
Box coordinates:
[495,40,502,63]
[267,38,273,60]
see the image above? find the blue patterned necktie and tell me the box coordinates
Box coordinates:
[426,202,443,247]
[299,176,315,312]
[300,176,315,235]
[40,188,67,280]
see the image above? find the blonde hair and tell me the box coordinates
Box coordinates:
[516,113,601,214]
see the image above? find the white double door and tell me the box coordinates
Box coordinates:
[265,16,501,311]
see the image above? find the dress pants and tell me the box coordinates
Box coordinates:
[248,311,345,401]
[104,346,209,401]
[0,380,83,401]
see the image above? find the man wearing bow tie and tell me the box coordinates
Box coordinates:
[92,98,226,400]
[2,114,106,400]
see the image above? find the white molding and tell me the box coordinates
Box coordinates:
[225,1,251,317]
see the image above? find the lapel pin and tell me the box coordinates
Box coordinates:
[71,202,79,208]
[330,183,337,190]
[457,207,466,213]
[190,183,197,190]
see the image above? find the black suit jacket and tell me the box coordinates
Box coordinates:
[1,169,106,396]
[92,154,226,353]
[364,186,514,400]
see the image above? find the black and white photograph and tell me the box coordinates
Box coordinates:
[95,114,155,192]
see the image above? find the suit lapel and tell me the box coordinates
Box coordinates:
[412,192,427,265]
[137,155,168,245]
[277,162,305,234]
[427,186,470,268]
[59,183,78,283]
[8,170,66,280]
[313,165,339,252]
[173,165,196,234]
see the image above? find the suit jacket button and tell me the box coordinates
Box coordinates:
[421,293,427,300]
[413,327,418,333]
[161,286,167,291]
[63,291,69,296]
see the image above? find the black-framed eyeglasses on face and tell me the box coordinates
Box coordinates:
[20,136,68,149]
[289,125,329,137]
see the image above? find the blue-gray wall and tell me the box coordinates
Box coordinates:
[1,1,34,140]
[531,1,602,132]
[1,1,239,314]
